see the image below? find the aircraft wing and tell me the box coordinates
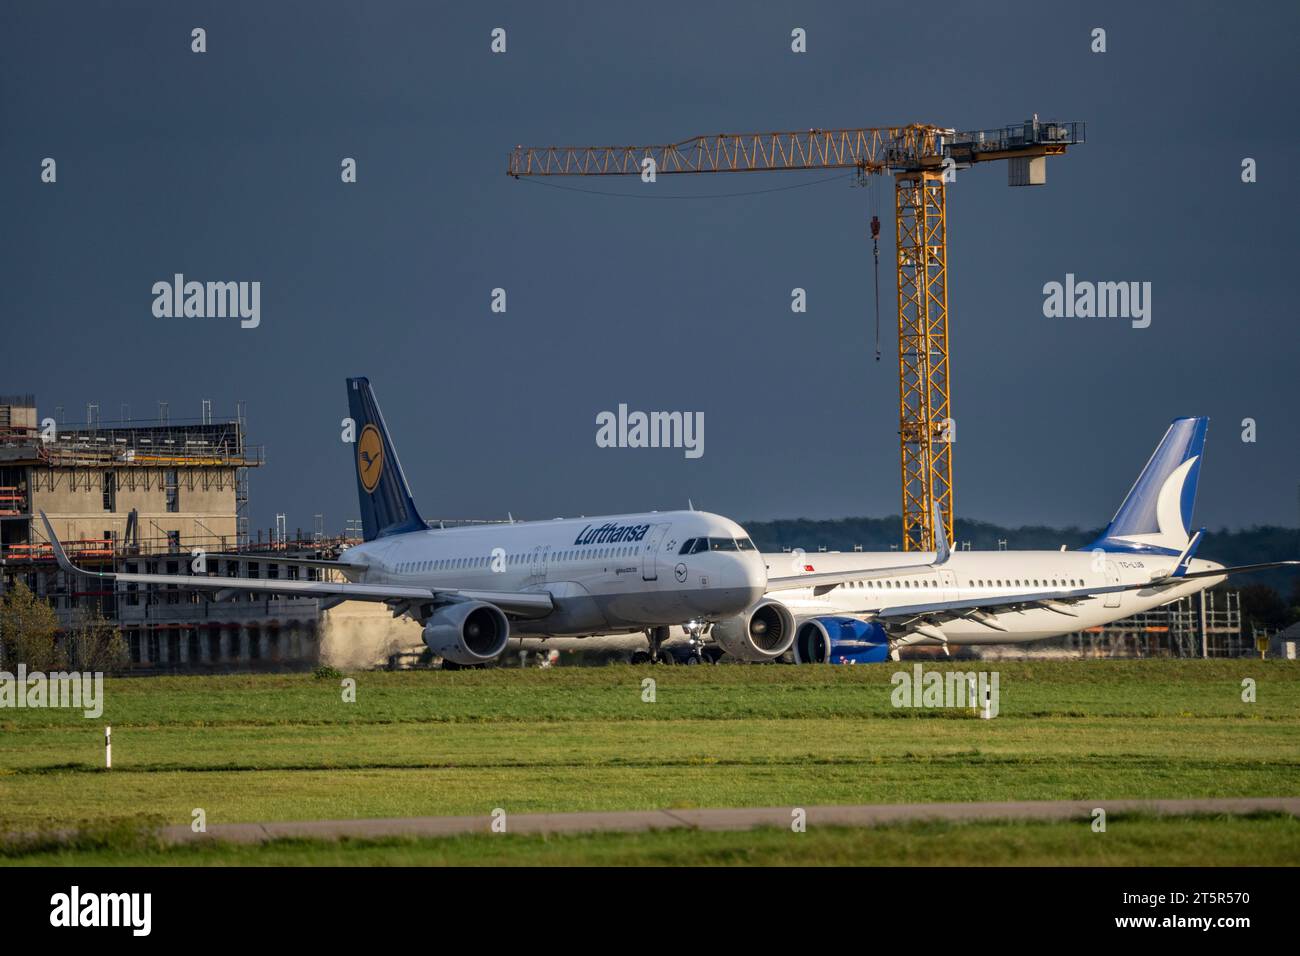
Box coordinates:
[844,560,1298,632]
[1172,562,1295,581]
[766,559,940,593]
[766,501,953,594]
[38,513,552,618]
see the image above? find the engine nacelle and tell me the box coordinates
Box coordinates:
[422,601,510,665]
[793,617,890,664]
[710,600,796,661]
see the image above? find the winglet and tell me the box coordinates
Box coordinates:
[932,502,951,566]
[1167,528,1206,579]
[39,511,91,577]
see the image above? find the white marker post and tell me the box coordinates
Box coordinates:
[981,686,992,720]
[105,725,112,769]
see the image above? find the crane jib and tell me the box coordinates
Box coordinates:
[507,118,1085,553]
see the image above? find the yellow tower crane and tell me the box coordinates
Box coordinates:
[509,117,1084,551]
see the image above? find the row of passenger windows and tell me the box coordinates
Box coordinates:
[393,546,641,574]
[678,537,757,555]
[840,577,1085,590]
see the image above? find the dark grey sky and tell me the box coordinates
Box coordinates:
[3,1,1297,536]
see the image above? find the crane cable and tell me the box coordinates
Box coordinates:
[869,176,882,361]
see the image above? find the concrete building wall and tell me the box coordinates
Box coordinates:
[29,466,238,547]
[0,405,37,430]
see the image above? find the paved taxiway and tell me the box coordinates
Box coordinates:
[144,797,1300,844]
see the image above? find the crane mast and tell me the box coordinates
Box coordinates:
[509,119,1084,551]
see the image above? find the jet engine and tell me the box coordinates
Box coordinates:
[792,617,890,664]
[422,601,510,665]
[710,600,796,661]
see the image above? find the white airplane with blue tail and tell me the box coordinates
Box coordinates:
[754,418,1297,663]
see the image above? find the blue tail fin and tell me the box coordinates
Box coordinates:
[1084,417,1208,555]
[347,377,426,541]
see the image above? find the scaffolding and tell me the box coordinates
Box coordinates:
[6,421,263,470]
[234,400,251,547]
[1066,590,1243,658]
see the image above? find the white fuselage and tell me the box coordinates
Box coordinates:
[339,510,766,637]
[763,549,1227,645]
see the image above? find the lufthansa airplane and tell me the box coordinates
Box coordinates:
[43,377,914,666]
[750,418,1297,663]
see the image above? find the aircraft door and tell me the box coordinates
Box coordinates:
[529,545,550,584]
[641,524,669,581]
[1104,560,1121,608]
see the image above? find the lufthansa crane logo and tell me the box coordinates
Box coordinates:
[357,424,384,493]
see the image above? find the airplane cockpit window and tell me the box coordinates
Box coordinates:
[679,538,697,555]
[708,537,738,551]
[736,537,757,551]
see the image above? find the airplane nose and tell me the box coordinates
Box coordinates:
[741,553,767,603]
[686,553,766,618]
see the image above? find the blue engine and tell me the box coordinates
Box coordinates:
[792,617,890,664]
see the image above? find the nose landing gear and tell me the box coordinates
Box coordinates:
[632,623,722,665]
[683,619,717,664]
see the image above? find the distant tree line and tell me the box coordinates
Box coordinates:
[0,582,128,672]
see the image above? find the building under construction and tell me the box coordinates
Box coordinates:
[0,394,344,671]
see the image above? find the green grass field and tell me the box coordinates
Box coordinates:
[2,660,1298,865]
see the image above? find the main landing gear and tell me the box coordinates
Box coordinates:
[631,625,678,665]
